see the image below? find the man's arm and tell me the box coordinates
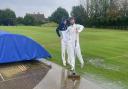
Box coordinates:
[76,24,84,32]
[66,26,71,41]
[56,27,61,37]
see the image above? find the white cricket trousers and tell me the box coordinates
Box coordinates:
[67,41,75,70]
[61,40,68,65]
[67,41,84,70]
[74,42,84,65]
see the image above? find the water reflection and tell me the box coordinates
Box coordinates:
[34,60,103,89]
[60,69,80,89]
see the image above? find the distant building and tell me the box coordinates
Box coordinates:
[27,12,47,23]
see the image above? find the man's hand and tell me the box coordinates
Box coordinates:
[76,29,78,33]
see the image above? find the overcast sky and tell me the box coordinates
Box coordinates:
[0,0,79,17]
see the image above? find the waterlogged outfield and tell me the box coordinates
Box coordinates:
[0,26,128,89]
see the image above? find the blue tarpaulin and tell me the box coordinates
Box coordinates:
[0,30,51,63]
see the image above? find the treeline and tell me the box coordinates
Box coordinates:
[49,0,128,29]
[0,9,44,26]
[78,0,128,29]
[1,0,128,29]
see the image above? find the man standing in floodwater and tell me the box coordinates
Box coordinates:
[56,19,69,66]
[67,17,84,71]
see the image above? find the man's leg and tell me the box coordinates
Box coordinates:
[66,46,71,65]
[67,43,75,71]
[76,43,84,68]
[61,40,66,66]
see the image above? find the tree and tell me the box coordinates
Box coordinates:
[23,14,36,25]
[80,0,128,29]
[120,0,128,17]
[71,5,88,26]
[0,8,16,25]
[49,7,69,23]
[16,17,24,25]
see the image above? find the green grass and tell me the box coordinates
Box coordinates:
[0,26,128,89]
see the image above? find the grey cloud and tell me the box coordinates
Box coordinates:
[0,0,79,17]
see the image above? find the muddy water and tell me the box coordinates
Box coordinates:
[34,60,103,89]
[84,73,125,89]
[0,59,124,89]
[88,58,120,71]
[85,58,126,89]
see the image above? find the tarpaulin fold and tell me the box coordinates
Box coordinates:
[0,30,51,63]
